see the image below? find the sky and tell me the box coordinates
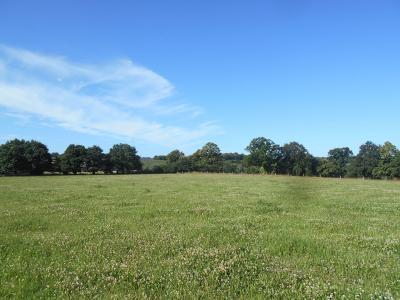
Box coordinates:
[0,0,400,157]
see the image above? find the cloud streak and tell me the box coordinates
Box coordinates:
[0,46,220,146]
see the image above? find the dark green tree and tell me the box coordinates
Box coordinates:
[50,152,61,173]
[192,142,223,172]
[347,141,380,178]
[0,139,51,175]
[372,142,398,178]
[389,152,400,178]
[165,150,185,173]
[176,156,192,172]
[101,154,113,174]
[166,150,185,164]
[319,147,353,177]
[85,146,104,174]
[0,139,30,175]
[245,137,282,173]
[24,140,52,175]
[222,152,245,162]
[281,142,314,176]
[317,159,337,177]
[109,144,142,174]
[60,144,87,174]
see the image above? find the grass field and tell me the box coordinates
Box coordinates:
[0,174,399,299]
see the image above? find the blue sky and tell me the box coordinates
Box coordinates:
[0,0,399,157]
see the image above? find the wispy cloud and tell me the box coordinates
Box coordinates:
[0,45,220,146]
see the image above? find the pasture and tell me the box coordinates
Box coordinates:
[0,174,399,299]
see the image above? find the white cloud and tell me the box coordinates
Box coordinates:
[0,46,219,146]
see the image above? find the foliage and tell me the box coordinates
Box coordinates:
[245,137,282,173]
[85,146,105,174]
[192,142,223,172]
[222,152,245,161]
[109,144,142,174]
[0,139,51,175]
[372,142,399,179]
[2,138,400,179]
[60,144,87,174]
[141,159,167,173]
[319,147,353,177]
[166,150,185,163]
[153,155,167,160]
[50,152,61,173]
[281,142,315,176]
[222,160,243,173]
[347,141,380,178]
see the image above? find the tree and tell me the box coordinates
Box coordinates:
[109,144,142,174]
[222,152,245,162]
[60,144,87,174]
[101,154,113,174]
[165,150,186,173]
[347,141,380,178]
[321,147,353,177]
[85,146,104,174]
[281,142,314,176]
[0,139,51,175]
[372,142,399,178]
[24,140,52,175]
[0,139,30,175]
[245,137,282,173]
[166,150,185,164]
[317,159,337,177]
[389,152,400,178]
[50,152,61,173]
[222,153,244,173]
[176,156,192,172]
[192,142,223,172]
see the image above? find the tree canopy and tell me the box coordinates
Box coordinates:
[0,139,51,175]
[245,137,282,173]
[109,144,142,174]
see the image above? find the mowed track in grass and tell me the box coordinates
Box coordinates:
[0,174,399,299]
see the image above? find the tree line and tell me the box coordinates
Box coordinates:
[0,140,141,175]
[146,138,400,179]
[0,137,400,179]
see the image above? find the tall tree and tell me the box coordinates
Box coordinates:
[317,159,337,177]
[166,150,185,164]
[60,144,87,174]
[85,146,105,175]
[0,139,51,175]
[320,147,353,177]
[372,142,399,178]
[347,141,380,178]
[109,144,142,174]
[245,137,282,173]
[24,140,52,175]
[192,142,223,172]
[0,139,30,175]
[281,142,314,176]
[389,152,400,178]
[165,150,185,173]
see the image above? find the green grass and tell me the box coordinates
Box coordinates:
[0,174,399,299]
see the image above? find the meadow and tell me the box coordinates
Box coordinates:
[0,174,399,299]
